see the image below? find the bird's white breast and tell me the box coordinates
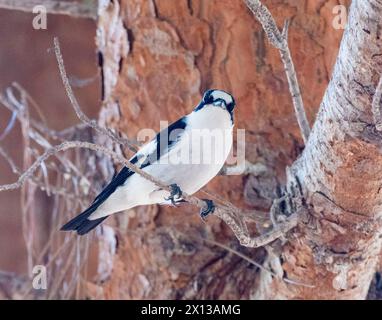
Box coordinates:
[146,105,233,197]
[90,105,234,218]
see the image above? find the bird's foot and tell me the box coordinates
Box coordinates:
[200,199,215,221]
[165,183,183,206]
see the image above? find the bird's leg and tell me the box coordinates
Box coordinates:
[165,183,183,206]
[200,199,215,220]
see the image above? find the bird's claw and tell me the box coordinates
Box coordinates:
[200,199,215,220]
[165,183,183,206]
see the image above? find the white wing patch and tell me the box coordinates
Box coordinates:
[131,138,158,167]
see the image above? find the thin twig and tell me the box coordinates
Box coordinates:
[12,83,49,127]
[243,0,283,49]
[0,110,17,141]
[48,244,76,299]
[0,0,97,19]
[0,146,79,200]
[220,160,267,176]
[18,88,35,276]
[53,37,138,153]
[0,91,67,141]
[243,0,310,143]
[1,88,99,196]
[372,75,382,131]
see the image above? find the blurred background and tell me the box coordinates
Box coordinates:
[0,4,99,297]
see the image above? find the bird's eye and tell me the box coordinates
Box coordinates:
[213,99,226,107]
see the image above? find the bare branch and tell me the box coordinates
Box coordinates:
[0,110,17,141]
[12,82,49,127]
[372,75,382,131]
[0,89,64,141]
[0,0,97,19]
[0,140,297,248]
[243,212,299,247]
[220,160,267,176]
[0,146,80,200]
[243,0,283,49]
[53,37,138,153]
[213,204,298,248]
[1,89,89,142]
[243,0,310,143]
[0,91,99,196]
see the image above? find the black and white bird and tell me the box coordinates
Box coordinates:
[61,89,236,235]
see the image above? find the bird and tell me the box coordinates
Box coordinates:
[61,89,236,235]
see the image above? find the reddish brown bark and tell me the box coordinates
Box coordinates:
[91,0,372,299]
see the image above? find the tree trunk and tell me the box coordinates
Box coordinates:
[256,0,382,299]
[93,0,382,300]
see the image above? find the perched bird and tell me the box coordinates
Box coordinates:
[61,89,236,235]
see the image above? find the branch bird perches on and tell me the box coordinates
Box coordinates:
[0,139,299,248]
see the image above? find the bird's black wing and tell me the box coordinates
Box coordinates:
[61,116,188,235]
[140,116,187,168]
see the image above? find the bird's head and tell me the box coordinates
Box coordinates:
[195,89,236,116]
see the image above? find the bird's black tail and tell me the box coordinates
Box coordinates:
[60,204,108,236]
[61,167,134,235]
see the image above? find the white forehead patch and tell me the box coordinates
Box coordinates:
[211,90,233,104]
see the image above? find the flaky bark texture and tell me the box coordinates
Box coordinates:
[256,0,382,299]
[90,0,382,300]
